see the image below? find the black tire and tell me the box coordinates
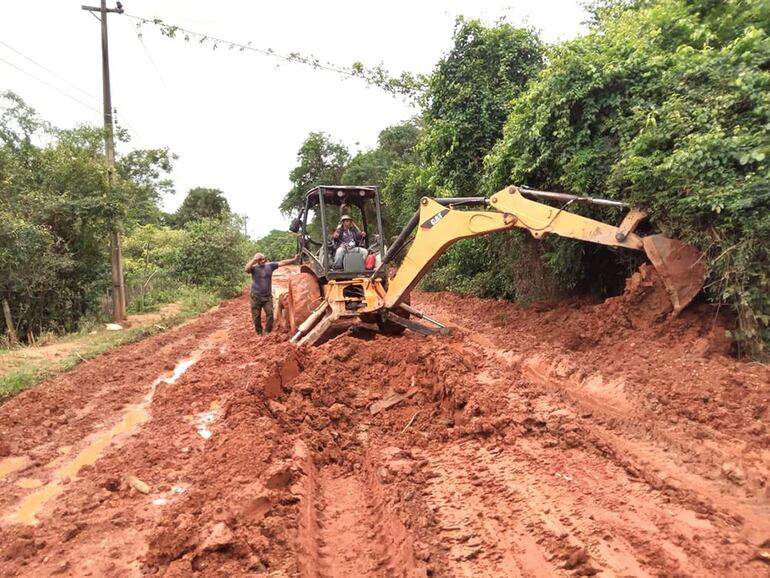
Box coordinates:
[287,272,322,334]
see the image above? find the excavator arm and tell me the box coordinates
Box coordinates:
[383,186,705,314]
[290,184,706,346]
[383,197,514,309]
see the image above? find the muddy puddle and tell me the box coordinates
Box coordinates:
[0,456,30,480]
[4,351,203,525]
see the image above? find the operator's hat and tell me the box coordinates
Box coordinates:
[340,215,353,221]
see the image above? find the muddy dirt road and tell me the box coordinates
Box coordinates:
[1,272,769,577]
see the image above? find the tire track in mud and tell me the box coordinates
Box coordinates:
[421,438,723,577]
[316,468,384,577]
[412,294,769,576]
[420,440,556,577]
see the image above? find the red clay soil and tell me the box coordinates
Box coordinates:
[0,270,769,577]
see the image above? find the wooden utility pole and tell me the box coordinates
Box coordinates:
[82,0,126,322]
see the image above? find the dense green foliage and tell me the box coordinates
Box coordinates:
[484,0,770,351]
[174,217,252,296]
[421,19,544,195]
[280,132,350,213]
[252,229,297,262]
[0,92,172,339]
[0,93,252,343]
[171,187,230,226]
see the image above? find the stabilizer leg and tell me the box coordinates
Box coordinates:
[296,310,339,346]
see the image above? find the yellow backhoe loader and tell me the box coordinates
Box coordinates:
[285,185,706,346]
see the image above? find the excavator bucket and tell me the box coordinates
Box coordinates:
[642,235,707,316]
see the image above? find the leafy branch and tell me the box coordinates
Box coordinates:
[125,14,426,99]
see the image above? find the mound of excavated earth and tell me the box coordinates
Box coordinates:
[0,273,768,577]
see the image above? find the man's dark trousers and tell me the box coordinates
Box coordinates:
[251,293,273,335]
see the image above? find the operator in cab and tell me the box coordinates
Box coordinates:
[332,215,367,269]
[244,252,297,336]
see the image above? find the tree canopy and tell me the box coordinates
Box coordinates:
[173,187,231,226]
[421,19,544,195]
[484,0,770,351]
[280,132,351,214]
[0,92,250,341]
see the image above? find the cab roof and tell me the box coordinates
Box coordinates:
[304,185,378,207]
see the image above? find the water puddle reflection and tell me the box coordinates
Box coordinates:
[5,351,202,525]
[195,400,221,440]
[0,456,29,480]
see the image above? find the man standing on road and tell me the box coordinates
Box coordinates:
[245,252,297,336]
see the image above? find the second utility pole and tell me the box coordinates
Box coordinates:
[82,0,126,322]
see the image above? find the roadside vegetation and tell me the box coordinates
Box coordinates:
[279,1,770,354]
[0,287,218,400]
[0,94,257,395]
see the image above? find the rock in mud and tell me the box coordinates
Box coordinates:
[691,328,733,358]
[721,462,746,485]
[279,354,302,386]
[264,461,294,489]
[62,523,86,542]
[261,373,283,399]
[51,561,71,575]
[413,540,431,562]
[200,522,234,552]
[102,476,121,492]
[163,556,192,577]
[564,548,588,569]
[125,475,151,494]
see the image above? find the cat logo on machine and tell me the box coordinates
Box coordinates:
[420,208,449,230]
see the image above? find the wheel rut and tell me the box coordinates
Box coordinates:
[316,468,385,577]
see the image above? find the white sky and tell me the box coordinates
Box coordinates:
[0,0,587,238]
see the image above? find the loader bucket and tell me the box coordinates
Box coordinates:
[642,235,707,316]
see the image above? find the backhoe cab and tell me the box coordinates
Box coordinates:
[290,185,388,281]
[283,186,403,343]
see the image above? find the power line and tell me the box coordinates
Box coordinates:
[130,21,167,87]
[124,13,373,80]
[123,13,424,98]
[0,55,103,116]
[0,40,101,104]
[123,13,424,97]
[0,40,144,144]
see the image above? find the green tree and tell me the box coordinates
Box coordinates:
[123,225,187,275]
[117,148,177,225]
[253,229,297,261]
[174,217,250,296]
[341,149,392,187]
[389,20,545,298]
[421,18,544,195]
[280,132,350,213]
[485,0,770,352]
[342,120,422,188]
[0,214,69,339]
[0,92,176,340]
[173,187,230,226]
[378,121,422,164]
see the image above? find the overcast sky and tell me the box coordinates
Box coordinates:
[1,0,588,237]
